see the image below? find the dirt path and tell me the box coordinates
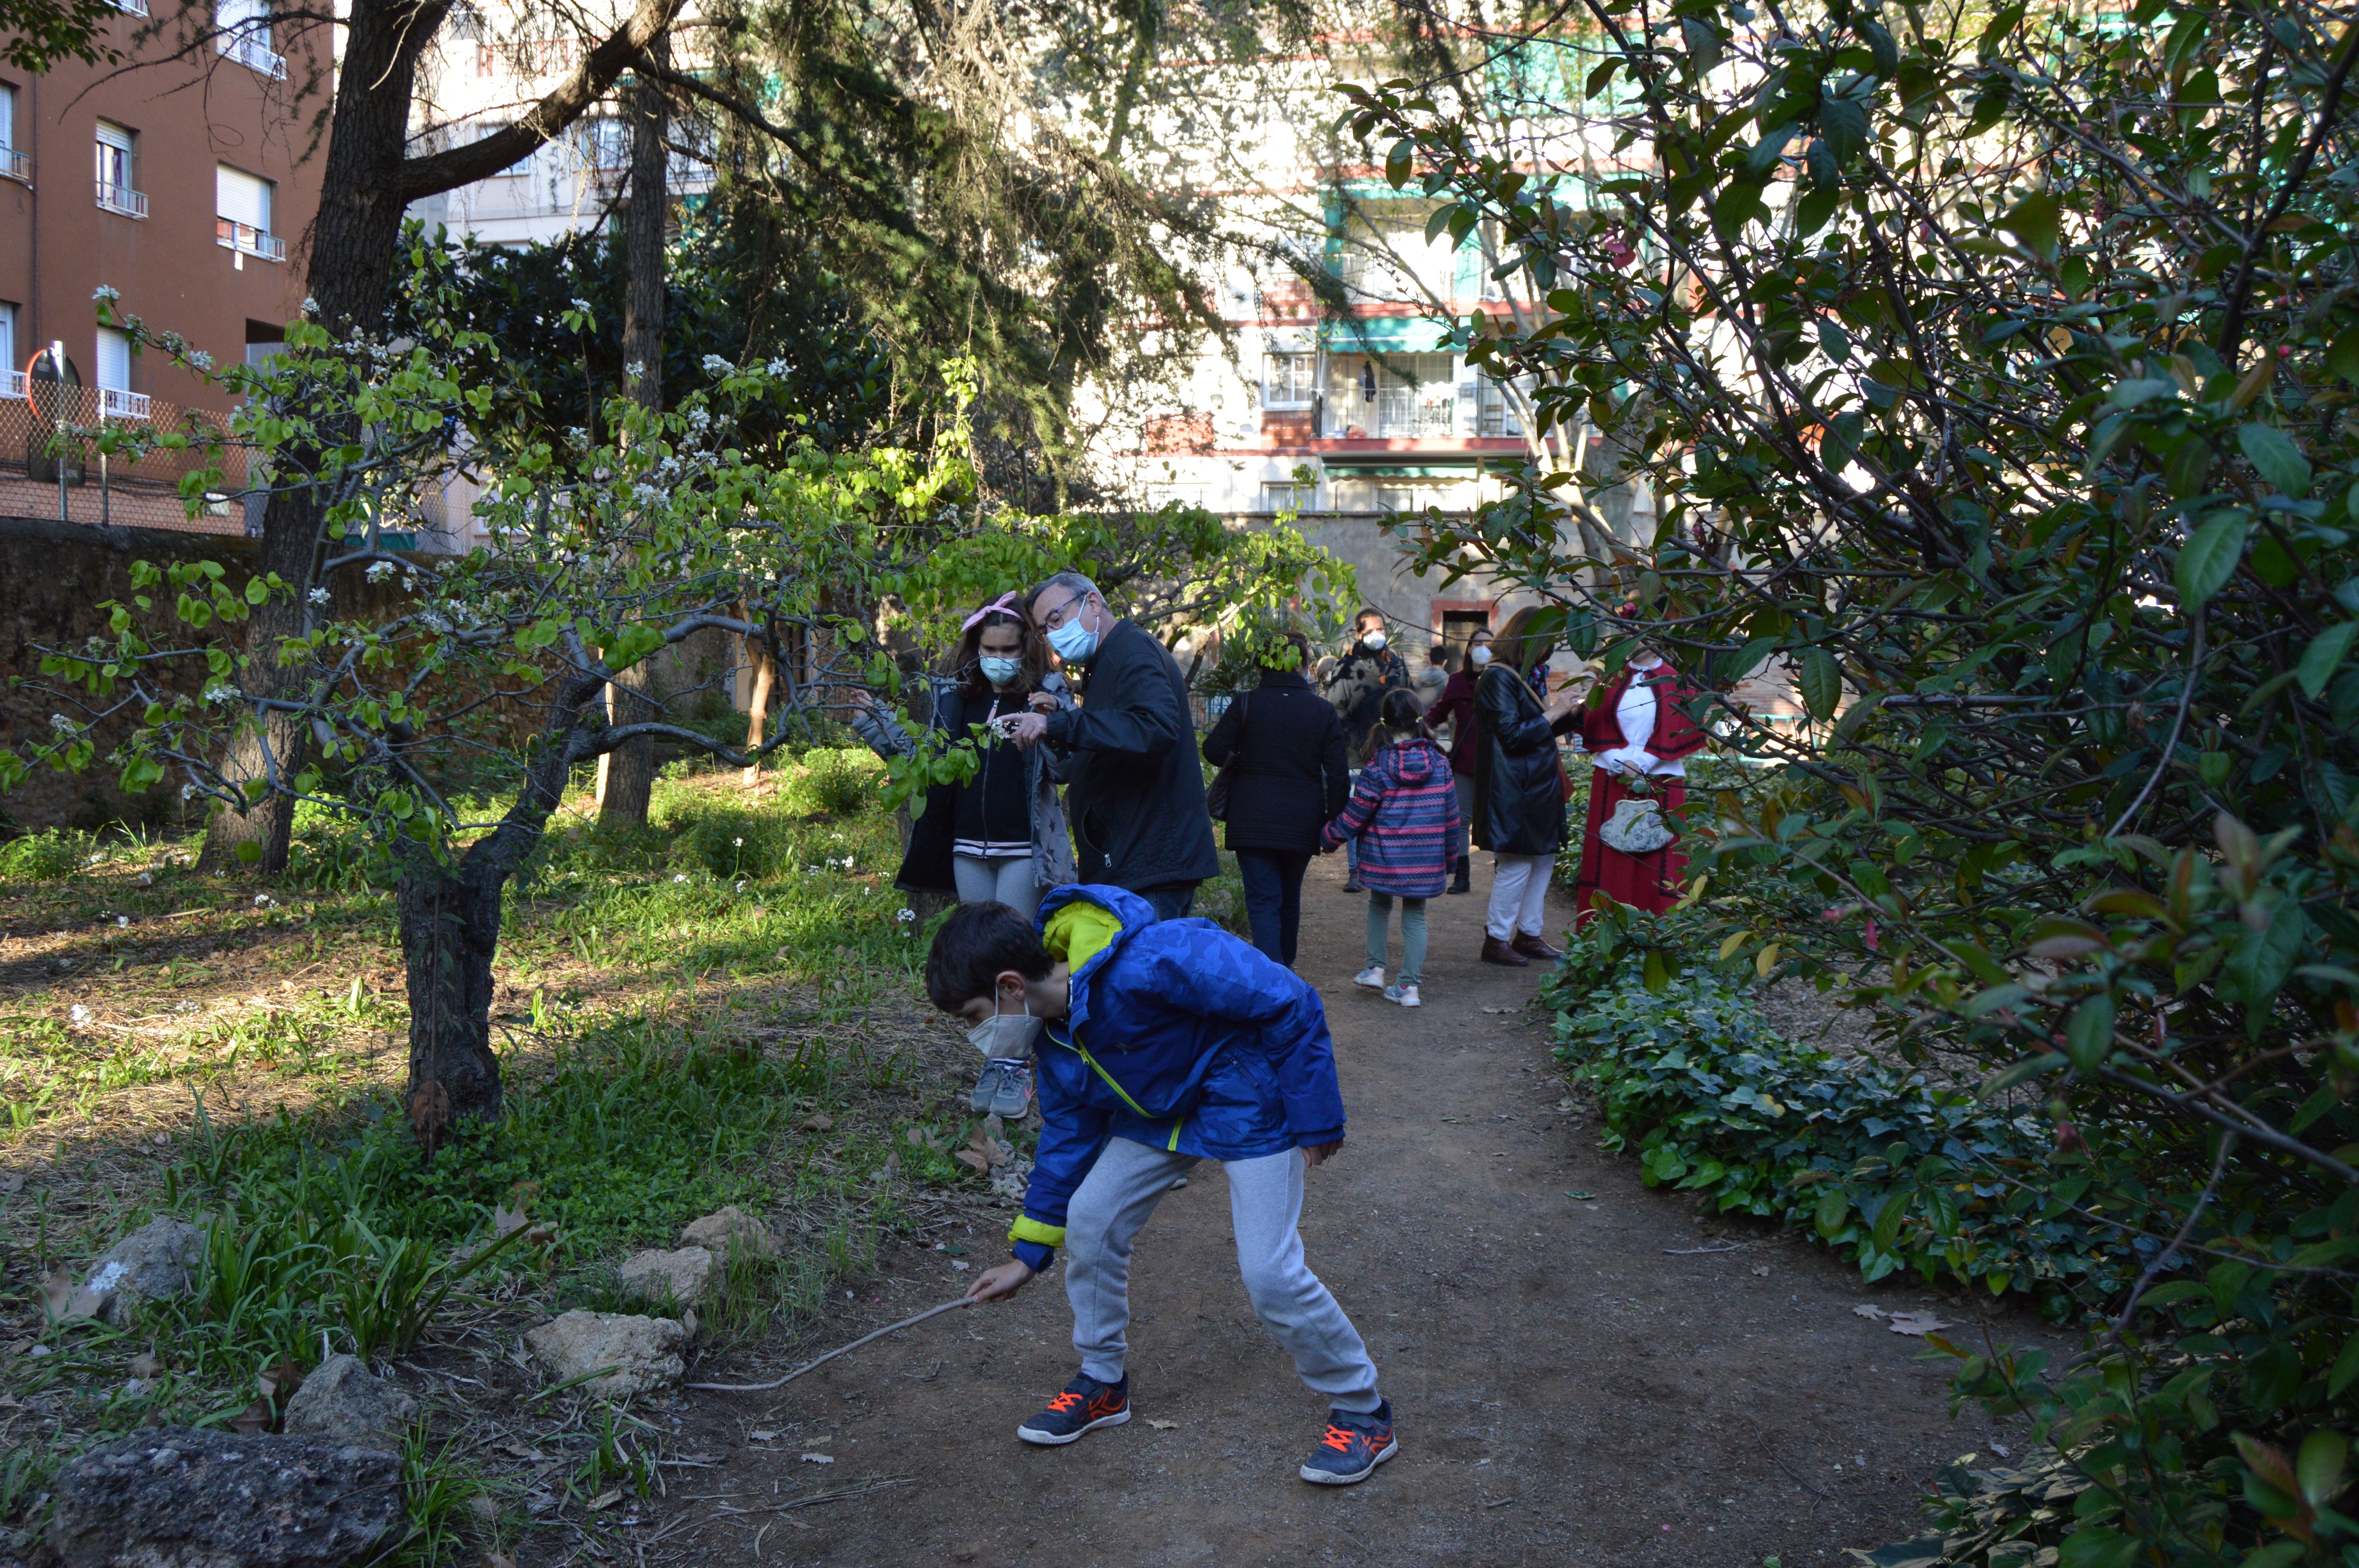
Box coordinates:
[660,857,2031,1567]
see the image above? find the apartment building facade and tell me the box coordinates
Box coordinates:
[0,0,325,531]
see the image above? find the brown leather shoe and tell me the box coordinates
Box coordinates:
[1481,936,1529,967]
[1512,933,1563,962]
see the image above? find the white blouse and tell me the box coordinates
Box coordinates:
[1597,657,1685,778]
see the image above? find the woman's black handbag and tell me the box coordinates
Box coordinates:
[1205,693,1250,820]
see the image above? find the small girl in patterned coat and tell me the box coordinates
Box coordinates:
[1321,689,1463,1008]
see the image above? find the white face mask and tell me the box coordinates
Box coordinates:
[967,991,1045,1062]
[1470,645,1493,666]
[1046,606,1099,663]
[980,656,1023,688]
[1361,630,1387,651]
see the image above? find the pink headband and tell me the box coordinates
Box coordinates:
[963,592,1023,632]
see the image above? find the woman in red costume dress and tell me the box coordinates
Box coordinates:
[1571,632,1708,926]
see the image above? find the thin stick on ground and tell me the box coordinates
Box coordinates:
[686,1298,973,1392]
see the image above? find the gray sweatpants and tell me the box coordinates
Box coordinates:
[1063,1136,1381,1412]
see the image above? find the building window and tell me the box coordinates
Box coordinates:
[215,0,286,78]
[0,301,21,398]
[1263,352,1314,410]
[1476,377,1524,438]
[1325,352,1454,439]
[94,122,145,218]
[1258,481,1310,513]
[95,326,148,419]
[216,164,285,261]
[0,84,24,185]
[578,116,631,171]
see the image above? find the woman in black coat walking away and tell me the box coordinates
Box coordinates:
[1470,606,1583,967]
[1200,631,1349,968]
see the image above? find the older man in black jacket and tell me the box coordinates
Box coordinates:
[1004,571,1219,920]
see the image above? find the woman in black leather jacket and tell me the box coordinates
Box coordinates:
[1470,606,1581,968]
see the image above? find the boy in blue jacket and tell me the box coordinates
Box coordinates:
[928,885,1395,1485]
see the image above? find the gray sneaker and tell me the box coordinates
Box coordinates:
[970,1060,1007,1114]
[987,1059,1033,1119]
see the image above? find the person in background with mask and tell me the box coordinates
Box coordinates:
[1005,571,1219,922]
[1328,607,1411,894]
[1413,644,1450,711]
[852,592,1078,1115]
[1421,625,1493,897]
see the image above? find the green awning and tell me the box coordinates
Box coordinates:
[1320,317,1461,353]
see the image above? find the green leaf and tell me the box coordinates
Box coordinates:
[1799,648,1843,721]
[1584,57,1621,98]
[1819,95,1868,165]
[2174,512,2250,611]
[1384,138,1414,189]
[1745,123,1797,179]
[1815,1189,1849,1238]
[2064,993,2115,1070]
[2330,1329,2359,1396]
[2297,622,2359,699]
[1871,1191,1911,1255]
[2328,330,2359,383]
[2001,191,2061,262]
[2236,423,2312,498]
[2297,1431,2346,1506]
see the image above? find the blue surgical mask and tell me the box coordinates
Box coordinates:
[980,656,1023,688]
[1047,614,1098,664]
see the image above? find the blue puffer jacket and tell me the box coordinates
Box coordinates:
[1007,884,1347,1271]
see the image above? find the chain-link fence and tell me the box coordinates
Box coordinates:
[0,384,255,535]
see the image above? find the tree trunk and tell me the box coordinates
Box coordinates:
[398,851,507,1148]
[598,49,669,829]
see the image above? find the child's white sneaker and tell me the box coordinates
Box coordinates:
[1352,965,1385,990]
[1383,982,1420,1008]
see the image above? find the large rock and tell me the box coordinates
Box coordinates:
[526,1311,689,1398]
[48,1426,400,1568]
[617,1246,713,1308]
[679,1206,774,1259]
[70,1218,205,1322]
[280,1356,417,1450]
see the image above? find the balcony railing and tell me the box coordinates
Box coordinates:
[0,370,25,399]
[217,29,287,79]
[1,147,27,185]
[108,0,148,13]
[98,388,152,421]
[96,180,148,218]
[216,217,287,262]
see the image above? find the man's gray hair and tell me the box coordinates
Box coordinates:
[1027,570,1101,612]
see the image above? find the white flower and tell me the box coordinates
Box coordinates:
[702,354,734,376]
[307,587,331,605]
[734,837,744,847]
[202,684,236,704]
[673,873,690,884]
[180,783,197,800]
[896,907,916,924]
[765,358,791,379]
[366,561,395,581]
[735,879,749,893]
[253,893,275,908]
[69,1004,91,1025]
[115,916,129,928]
[92,285,121,303]
[49,713,73,733]
[301,296,319,316]
[571,298,592,315]
[625,360,645,381]
[187,349,214,372]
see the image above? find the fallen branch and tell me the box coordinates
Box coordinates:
[686,1298,972,1393]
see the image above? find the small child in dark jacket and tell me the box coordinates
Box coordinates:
[1322,688,1461,1009]
[929,889,1396,1486]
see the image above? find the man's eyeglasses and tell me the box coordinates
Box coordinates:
[1036,593,1089,631]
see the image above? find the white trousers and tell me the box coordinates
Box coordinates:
[1061,1137,1381,1412]
[1486,852,1555,940]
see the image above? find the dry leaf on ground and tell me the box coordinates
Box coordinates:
[1852,1305,1886,1319]
[39,1265,72,1321]
[799,1114,835,1132]
[800,1453,834,1465]
[1147,1419,1180,1430]
[587,1488,622,1512]
[1888,1312,1950,1336]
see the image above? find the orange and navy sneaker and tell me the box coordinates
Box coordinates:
[1016,1372,1131,1446]
[1298,1399,1396,1485]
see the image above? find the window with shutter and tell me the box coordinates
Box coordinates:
[96,328,130,391]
